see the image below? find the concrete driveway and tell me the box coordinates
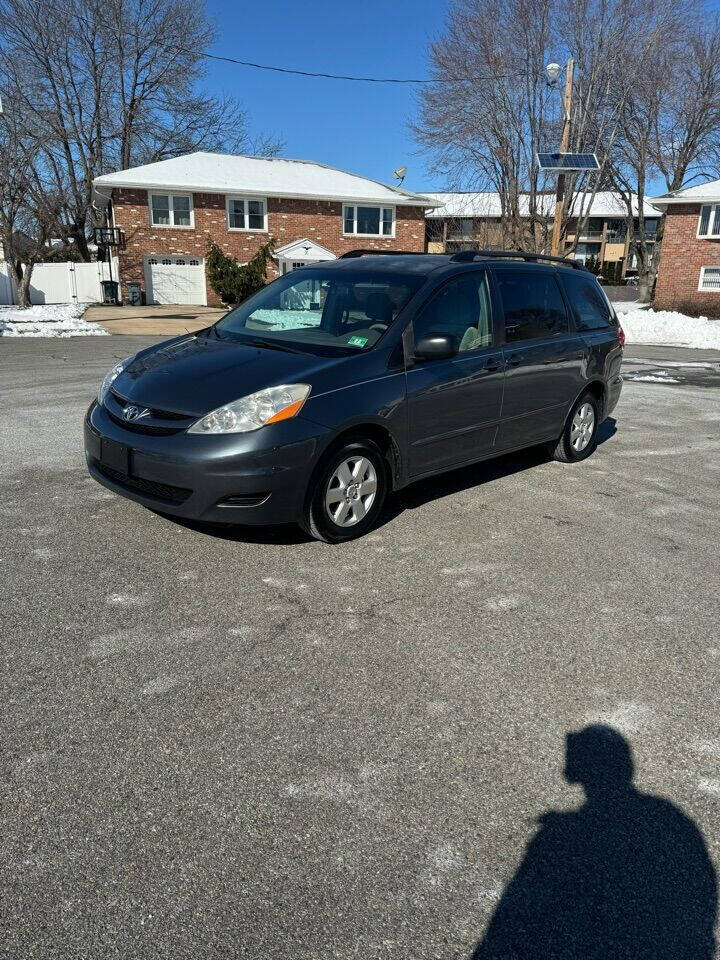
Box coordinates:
[85,304,225,335]
[2,337,719,958]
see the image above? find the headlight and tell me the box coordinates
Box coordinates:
[187,384,311,435]
[98,355,135,404]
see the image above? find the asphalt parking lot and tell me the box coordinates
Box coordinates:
[2,336,720,958]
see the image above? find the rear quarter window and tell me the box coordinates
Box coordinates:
[561,272,615,331]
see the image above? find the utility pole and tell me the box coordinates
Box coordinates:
[551,58,574,257]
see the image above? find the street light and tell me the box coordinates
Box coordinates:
[545,62,562,86]
[546,58,575,256]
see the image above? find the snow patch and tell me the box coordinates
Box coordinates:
[0,303,107,337]
[630,374,681,384]
[618,307,720,349]
[698,777,720,797]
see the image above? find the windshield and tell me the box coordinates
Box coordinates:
[213,267,424,355]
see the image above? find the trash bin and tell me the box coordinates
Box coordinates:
[127,282,142,307]
[101,280,120,305]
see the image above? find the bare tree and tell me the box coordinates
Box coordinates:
[603,11,720,298]
[0,108,73,305]
[0,0,283,269]
[414,0,717,282]
[413,0,558,251]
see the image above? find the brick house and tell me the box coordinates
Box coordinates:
[653,179,720,316]
[425,191,660,278]
[92,152,433,306]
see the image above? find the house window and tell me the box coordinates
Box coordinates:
[698,205,720,239]
[343,205,395,237]
[699,266,720,291]
[149,193,193,228]
[227,197,267,231]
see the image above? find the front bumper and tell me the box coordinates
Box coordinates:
[84,401,326,524]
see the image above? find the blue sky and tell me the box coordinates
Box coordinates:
[204,0,720,196]
[204,0,446,193]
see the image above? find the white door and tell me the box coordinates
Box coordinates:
[280,260,308,275]
[145,256,207,305]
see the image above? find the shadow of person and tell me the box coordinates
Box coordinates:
[473,726,717,959]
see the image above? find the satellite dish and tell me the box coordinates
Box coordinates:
[393,166,407,184]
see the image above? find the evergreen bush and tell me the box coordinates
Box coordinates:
[206,238,276,304]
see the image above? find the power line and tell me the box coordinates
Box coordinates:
[34,0,516,86]
[197,51,515,85]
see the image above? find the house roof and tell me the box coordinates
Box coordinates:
[424,190,660,218]
[93,152,435,207]
[650,178,720,209]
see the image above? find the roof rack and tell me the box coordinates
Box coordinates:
[339,249,428,259]
[450,249,586,270]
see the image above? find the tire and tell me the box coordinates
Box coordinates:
[550,392,600,463]
[301,438,388,543]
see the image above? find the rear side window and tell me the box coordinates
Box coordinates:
[561,272,614,331]
[496,269,569,343]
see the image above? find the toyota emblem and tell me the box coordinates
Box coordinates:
[123,405,149,422]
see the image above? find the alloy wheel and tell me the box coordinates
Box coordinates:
[324,455,378,527]
[570,401,596,453]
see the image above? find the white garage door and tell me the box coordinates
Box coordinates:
[145,256,207,305]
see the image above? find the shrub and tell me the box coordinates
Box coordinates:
[206,238,276,305]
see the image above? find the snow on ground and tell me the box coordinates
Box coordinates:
[611,302,720,349]
[0,304,108,337]
[630,373,681,384]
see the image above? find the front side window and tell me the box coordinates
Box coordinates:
[496,269,569,343]
[698,205,720,238]
[227,197,267,231]
[413,272,493,353]
[561,272,614,331]
[150,193,193,228]
[699,266,720,292]
[343,205,395,236]
[213,267,422,356]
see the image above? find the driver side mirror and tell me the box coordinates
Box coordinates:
[413,334,457,361]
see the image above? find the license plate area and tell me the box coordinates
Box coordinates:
[100,438,130,474]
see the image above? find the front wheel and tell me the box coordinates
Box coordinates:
[550,393,600,463]
[302,439,388,543]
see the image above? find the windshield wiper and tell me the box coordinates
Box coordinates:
[239,337,308,355]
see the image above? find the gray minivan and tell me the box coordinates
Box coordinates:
[85,250,623,542]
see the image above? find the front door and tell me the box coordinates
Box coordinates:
[280,260,308,274]
[492,266,586,449]
[405,270,504,477]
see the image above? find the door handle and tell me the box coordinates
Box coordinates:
[485,360,503,372]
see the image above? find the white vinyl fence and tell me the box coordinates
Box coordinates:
[0,258,119,305]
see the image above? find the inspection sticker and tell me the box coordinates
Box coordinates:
[347,336,368,348]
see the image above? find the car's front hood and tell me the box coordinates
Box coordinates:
[113,333,337,417]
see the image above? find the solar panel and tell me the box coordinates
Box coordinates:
[536,152,600,171]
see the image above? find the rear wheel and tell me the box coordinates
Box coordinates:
[550,393,600,463]
[302,439,388,543]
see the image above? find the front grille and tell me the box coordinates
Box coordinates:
[108,391,193,434]
[106,409,183,435]
[111,391,190,419]
[93,460,192,505]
